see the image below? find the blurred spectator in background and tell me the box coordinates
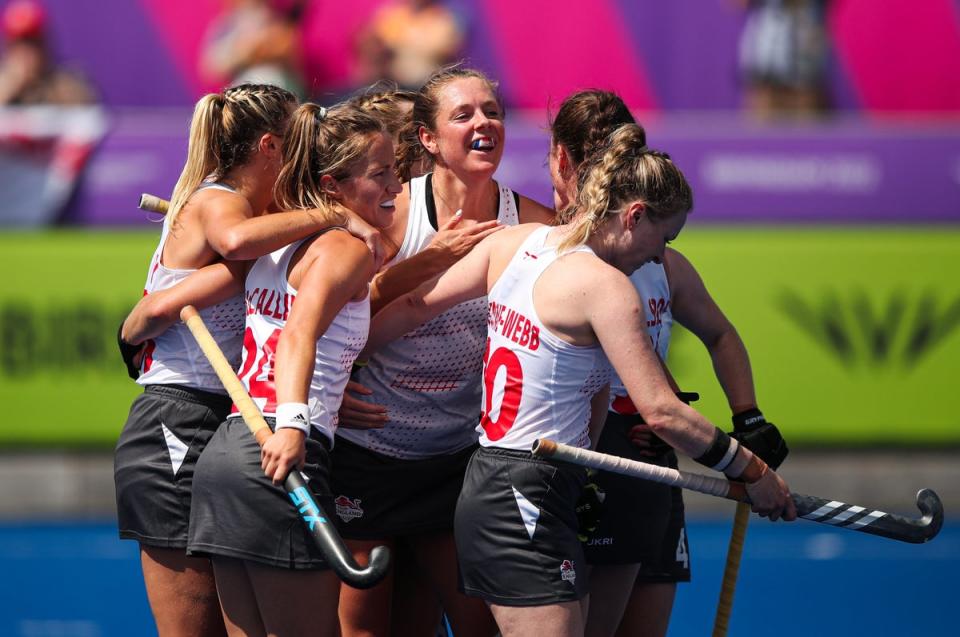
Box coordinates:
[200,0,306,98]
[355,0,463,90]
[0,0,96,105]
[737,0,830,117]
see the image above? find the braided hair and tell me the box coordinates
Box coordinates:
[557,124,692,254]
[167,83,298,227]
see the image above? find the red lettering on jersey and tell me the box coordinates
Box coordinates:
[647,297,669,327]
[488,301,506,331]
[518,319,530,347]
[262,290,276,316]
[510,314,525,342]
[270,290,285,319]
[502,309,518,338]
[492,304,541,352]
[255,289,269,316]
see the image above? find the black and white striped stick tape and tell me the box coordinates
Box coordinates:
[532,439,942,544]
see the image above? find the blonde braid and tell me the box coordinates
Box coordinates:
[557,124,692,253]
[557,126,635,253]
[166,83,297,228]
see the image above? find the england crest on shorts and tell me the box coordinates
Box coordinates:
[559,559,576,584]
[334,495,364,522]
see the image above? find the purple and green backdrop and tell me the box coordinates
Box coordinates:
[2,0,960,447]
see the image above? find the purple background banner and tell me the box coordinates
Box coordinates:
[5,0,960,112]
[67,111,960,226]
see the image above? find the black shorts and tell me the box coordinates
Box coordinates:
[329,436,476,539]
[583,411,691,583]
[455,447,589,606]
[187,417,334,570]
[114,384,231,548]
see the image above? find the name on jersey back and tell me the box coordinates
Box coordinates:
[246,287,295,321]
[487,301,540,351]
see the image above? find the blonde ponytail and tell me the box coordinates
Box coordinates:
[167,93,224,228]
[165,83,298,228]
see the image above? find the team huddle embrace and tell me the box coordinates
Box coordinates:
[113,67,794,637]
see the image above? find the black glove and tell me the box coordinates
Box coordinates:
[575,472,606,542]
[117,322,143,380]
[637,391,700,455]
[730,408,789,469]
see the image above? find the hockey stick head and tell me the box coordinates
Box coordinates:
[914,488,944,543]
[329,543,391,590]
[357,545,392,589]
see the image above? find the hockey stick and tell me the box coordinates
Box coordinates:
[532,439,942,544]
[180,305,391,588]
[139,193,168,214]
[712,502,750,637]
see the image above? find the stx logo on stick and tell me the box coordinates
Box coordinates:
[288,486,327,530]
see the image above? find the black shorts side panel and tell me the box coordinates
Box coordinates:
[456,447,589,606]
[584,412,691,583]
[114,385,230,548]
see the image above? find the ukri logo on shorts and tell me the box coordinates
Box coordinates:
[559,559,576,584]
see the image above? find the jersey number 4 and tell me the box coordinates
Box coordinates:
[236,326,281,411]
[480,340,524,441]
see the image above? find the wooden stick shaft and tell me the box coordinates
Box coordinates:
[712,502,751,637]
[179,305,270,444]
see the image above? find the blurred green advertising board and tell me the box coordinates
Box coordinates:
[665,227,960,446]
[0,231,154,447]
[1,227,958,447]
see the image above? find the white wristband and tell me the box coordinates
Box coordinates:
[276,402,310,435]
[713,436,740,472]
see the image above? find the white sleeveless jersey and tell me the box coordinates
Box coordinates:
[608,261,673,414]
[235,232,370,444]
[137,183,245,392]
[480,226,612,451]
[339,173,521,459]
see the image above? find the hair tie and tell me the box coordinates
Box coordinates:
[316,106,327,121]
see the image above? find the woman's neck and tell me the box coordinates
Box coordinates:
[431,167,498,223]
[222,164,274,216]
[551,217,618,265]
